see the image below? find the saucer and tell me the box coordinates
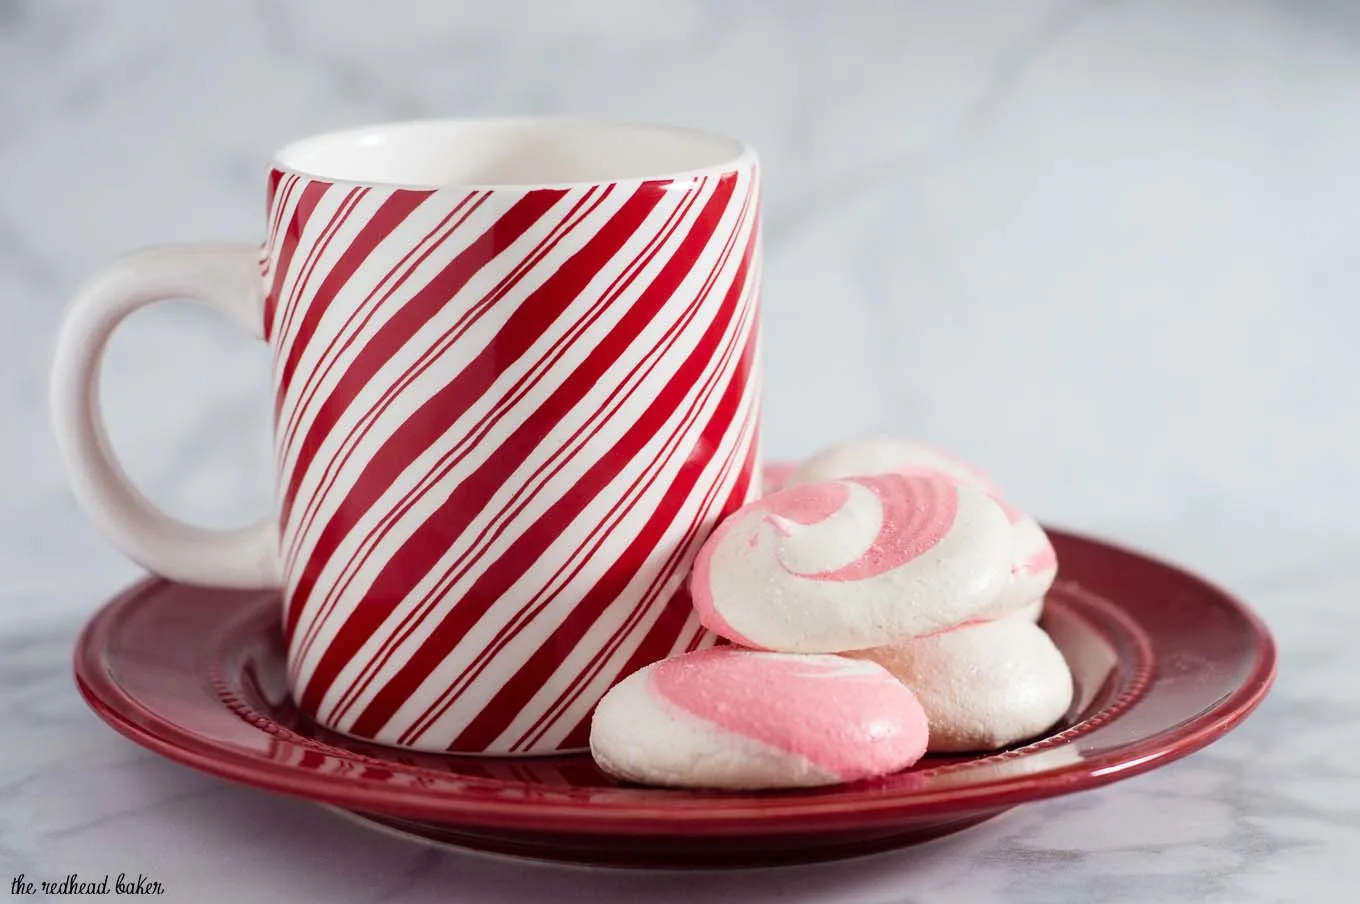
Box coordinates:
[74,529,1275,868]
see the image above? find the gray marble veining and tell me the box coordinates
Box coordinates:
[2,0,1357,900]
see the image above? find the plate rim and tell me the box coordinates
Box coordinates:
[73,528,1277,834]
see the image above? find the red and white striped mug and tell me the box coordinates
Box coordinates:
[52,118,762,754]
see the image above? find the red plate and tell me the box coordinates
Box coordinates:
[74,529,1274,868]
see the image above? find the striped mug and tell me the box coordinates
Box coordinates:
[52,118,763,754]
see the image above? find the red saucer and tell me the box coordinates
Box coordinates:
[74,529,1275,868]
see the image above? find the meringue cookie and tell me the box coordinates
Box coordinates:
[849,617,1073,753]
[788,437,998,491]
[762,461,797,496]
[589,648,929,789]
[1012,597,1045,623]
[981,506,1057,620]
[690,473,1014,652]
[787,438,1058,621]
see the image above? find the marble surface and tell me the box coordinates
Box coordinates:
[2,0,1357,900]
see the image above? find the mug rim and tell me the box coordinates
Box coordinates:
[271,116,759,191]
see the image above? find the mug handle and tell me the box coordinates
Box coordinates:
[50,243,282,589]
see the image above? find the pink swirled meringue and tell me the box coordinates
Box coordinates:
[847,616,1073,753]
[588,647,929,789]
[690,473,1014,652]
[787,438,1057,621]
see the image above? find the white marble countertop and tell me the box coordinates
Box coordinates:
[3,1,1358,901]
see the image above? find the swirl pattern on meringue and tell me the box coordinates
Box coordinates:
[690,473,1014,652]
[788,438,1057,621]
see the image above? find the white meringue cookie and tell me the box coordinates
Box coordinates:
[849,617,1074,753]
[980,510,1057,620]
[690,473,1014,652]
[789,437,995,490]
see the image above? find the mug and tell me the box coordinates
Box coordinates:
[52,118,763,754]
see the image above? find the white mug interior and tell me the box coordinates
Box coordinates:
[273,118,754,189]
